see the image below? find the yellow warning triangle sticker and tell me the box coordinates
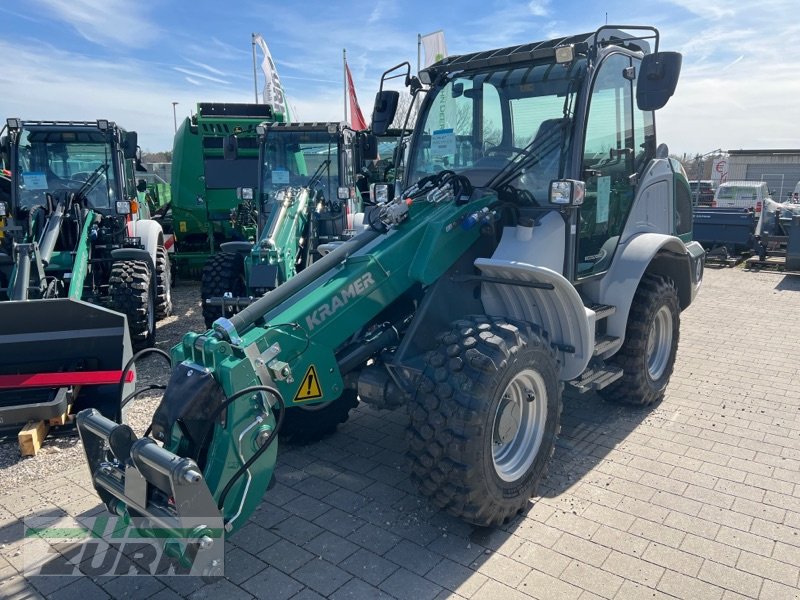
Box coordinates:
[293,365,323,402]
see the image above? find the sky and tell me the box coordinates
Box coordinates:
[1,0,798,156]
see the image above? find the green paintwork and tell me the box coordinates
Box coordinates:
[246,186,314,286]
[67,208,95,299]
[169,104,278,275]
[168,193,491,532]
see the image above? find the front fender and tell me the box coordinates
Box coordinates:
[475,258,595,381]
[130,219,163,263]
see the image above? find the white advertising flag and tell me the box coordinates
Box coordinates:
[420,30,447,68]
[253,33,288,118]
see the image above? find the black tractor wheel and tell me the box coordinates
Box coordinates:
[279,390,359,445]
[201,252,247,329]
[407,316,561,527]
[154,245,172,319]
[109,260,156,351]
[600,274,680,406]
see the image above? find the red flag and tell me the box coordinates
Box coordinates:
[346,63,367,130]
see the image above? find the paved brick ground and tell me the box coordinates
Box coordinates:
[1,266,800,599]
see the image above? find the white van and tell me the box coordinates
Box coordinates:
[713,181,770,214]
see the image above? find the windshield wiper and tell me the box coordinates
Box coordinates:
[75,163,109,201]
[306,159,331,190]
[486,120,567,192]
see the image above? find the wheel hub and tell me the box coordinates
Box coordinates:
[646,305,673,380]
[491,369,547,482]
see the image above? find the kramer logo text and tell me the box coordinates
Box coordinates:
[306,273,376,330]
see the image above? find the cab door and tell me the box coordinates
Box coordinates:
[577,53,654,278]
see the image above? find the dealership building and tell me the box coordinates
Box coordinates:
[719,150,800,200]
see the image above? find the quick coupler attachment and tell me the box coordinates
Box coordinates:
[76,409,224,578]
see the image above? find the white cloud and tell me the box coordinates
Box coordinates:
[33,0,159,47]
[173,67,230,85]
[182,59,229,77]
[0,40,247,151]
[528,0,550,17]
[368,0,397,24]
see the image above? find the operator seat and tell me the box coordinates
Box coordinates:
[521,118,568,202]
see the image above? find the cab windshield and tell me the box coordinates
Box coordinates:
[14,128,116,209]
[260,130,340,202]
[407,58,586,203]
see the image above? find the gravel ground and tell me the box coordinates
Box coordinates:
[0,281,204,492]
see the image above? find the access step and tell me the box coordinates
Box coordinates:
[587,303,616,320]
[570,364,624,393]
[593,335,620,356]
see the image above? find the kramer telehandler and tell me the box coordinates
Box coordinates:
[78,27,704,573]
[0,119,171,428]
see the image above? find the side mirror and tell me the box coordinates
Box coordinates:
[637,51,682,111]
[371,90,399,137]
[122,131,138,159]
[359,133,378,161]
[223,134,239,160]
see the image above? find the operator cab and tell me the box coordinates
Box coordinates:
[394,26,683,281]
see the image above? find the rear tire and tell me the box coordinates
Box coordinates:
[201,252,247,329]
[407,316,561,527]
[279,391,359,444]
[599,274,680,406]
[154,245,172,319]
[109,260,156,351]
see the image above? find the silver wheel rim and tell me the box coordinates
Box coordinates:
[147,283,156,334]
[492,369,547,483]
[163,253,172,307]
[647,305,673,381]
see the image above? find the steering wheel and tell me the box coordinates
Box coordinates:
[485,145,534,159]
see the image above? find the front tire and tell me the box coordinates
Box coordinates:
[600,274,680,406]
[109,260,156,351]
[279,390,359,444]
[201,252,247,329]
[407,316,561,527]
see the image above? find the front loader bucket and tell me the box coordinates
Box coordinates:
[0,298,135,426]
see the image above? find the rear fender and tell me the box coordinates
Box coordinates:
[583,233,704,344]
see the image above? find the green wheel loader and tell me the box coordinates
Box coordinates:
[200,121,370,329]
[0,119,172,427]
[78,27,704,574]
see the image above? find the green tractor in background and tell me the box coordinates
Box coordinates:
[200,121,392,330]
[165,103,280,277]
[0,118,172,427]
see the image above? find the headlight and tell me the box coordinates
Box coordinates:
[0,201,7,217]
[116,200,131,215]
[371,183,389,204]
[338,186,350,200]
[237,187,254,201]
[549,179,585,206]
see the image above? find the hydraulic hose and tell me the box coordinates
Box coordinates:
[116,347,172,421]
